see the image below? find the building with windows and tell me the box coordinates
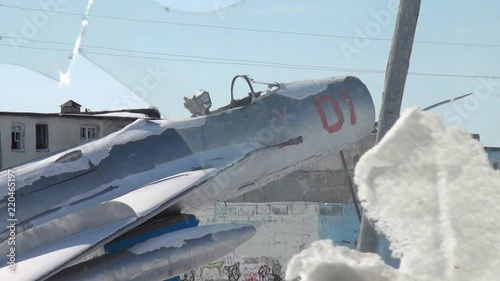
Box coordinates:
[486,147,500,170]
[471,134,499,170]
[0,100,160,169]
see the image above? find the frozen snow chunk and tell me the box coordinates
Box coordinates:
[355,108,500,281]
[285,240,405,281]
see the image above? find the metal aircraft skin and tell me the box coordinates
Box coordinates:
[0,75,376,281]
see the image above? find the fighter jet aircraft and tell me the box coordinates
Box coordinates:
[0,74,376,280]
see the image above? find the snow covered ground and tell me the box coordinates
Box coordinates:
[286,108,500,281]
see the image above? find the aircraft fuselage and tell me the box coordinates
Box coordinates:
[0,76,375,280]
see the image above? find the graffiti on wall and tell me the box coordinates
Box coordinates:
[200,261,225,276]
[180,271,196,281]
[180,259,285,281]
[256,261,284,281]
[225,262,241,281]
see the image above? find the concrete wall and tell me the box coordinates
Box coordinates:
[0,115,133,169]
[189,202,359,281]
[182,135,376,281]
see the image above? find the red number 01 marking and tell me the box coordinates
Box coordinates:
[315,90,357,134]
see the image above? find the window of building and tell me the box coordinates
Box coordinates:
[36,124,49,151]
[11,123,25,151]
[81,126,99,141]
[493,161,499,170]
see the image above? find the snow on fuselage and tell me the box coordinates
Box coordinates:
[0,76,375,249]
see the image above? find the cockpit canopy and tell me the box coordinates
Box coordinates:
[183,75,279,117]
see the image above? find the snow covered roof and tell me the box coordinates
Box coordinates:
[0,107,161,120]
[92,112,148,118]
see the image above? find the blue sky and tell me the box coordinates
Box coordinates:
[1,0,499,146]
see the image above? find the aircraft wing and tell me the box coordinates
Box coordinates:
[0,168,218,281]
[0,122,311,280]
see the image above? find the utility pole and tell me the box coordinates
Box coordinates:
[356,0,421,265]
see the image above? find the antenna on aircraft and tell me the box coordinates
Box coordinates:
[423,92,474,111]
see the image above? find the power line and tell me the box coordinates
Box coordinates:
[0,36,73,47]
[81,45,380,73]
[81,50,385,73]
[0,3,82,16]
[0,37,383,70]
[2,3,500,48]
[1,41,500,80]
[0,36,384,71]
[84,51,500,79]
[0,43,71,53]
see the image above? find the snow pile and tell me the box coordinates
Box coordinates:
[286,108,500,281]
[286,240,404,281]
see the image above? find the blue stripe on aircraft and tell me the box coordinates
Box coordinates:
[104,215,199,253]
